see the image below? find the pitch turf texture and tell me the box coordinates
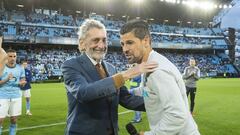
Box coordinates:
[1,78,240,135]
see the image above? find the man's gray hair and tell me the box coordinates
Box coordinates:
[78,19,106,41]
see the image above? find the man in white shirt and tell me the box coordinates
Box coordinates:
[120,19,200,135]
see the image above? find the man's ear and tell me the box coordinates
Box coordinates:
[78,40,86,52]
[143,35,151,48]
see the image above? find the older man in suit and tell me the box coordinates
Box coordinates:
[120,19,200,135]
[61,19,158,135]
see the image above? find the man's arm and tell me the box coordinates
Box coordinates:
[19,67,26,87]
[182,67,192,80]
[144,70,188,135]
[0,73,13,85]
[61,61,158,103]
[193,67,200,80]
[29,70,32,82]
[19,77,27,87]
[0,36,7,76]
[62,63,118,103]
[119,86,145,111]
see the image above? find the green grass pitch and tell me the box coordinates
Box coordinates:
[1,78,240,135]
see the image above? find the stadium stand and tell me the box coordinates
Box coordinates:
[0,9,239,81]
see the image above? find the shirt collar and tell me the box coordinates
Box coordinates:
[147,50,155,62]
[85,53,101,66]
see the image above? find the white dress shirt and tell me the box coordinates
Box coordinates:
[133,50,200,135]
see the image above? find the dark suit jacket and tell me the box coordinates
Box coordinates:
[61,53,145,135]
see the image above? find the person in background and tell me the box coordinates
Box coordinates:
[21,60,32,116]
[129,75,142,123]
[183,58,200,116]
[0,49,26,135]
[124,64,142,123]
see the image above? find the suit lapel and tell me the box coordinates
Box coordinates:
[102,61,112,77]
[76,53,100,81]
[102,61,118,104]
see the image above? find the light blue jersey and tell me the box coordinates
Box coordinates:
[0,64,25,99]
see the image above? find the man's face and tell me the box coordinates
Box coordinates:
[190,59,196,66]
[80,28,107,62]
[120,32,146,64]
[22,62,28,69]
[7,52,17,66]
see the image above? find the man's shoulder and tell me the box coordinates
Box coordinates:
[104,61,115,68]
[195,66,200,70]
[62,56,81,67]
[15,64,22,69]
[151,51,180,72]
[61,55,89,73]
[25,69,32,75]
[103,61,117,73]
[25,68,30,72]
[185,66,191,69]
[7,64,23,71]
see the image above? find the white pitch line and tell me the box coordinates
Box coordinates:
[118,110,133,115]
[2,110,133,132]
[2,122,66,132]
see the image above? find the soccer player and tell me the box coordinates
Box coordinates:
[120,19,200,135]
[0,49,26,135]
[183,58,200,115]
[130,75,142,123]
[21,60,32,116]
[124,64,143,123]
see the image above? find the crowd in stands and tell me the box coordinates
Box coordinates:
[18,26,77,38]
[17,48,79,82]
[163,52,237,76]
[150,24,222,36]
[0,10,224,36]
[151,34,222,46]
[103,20,124,30]
[0,10,238,80]
[14,48,238,82]
[0,10,225,44]
[26,13,75,26]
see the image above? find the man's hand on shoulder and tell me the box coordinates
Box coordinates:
[121,61,158,81]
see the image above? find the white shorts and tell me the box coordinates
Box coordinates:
[22,89,31,98]
[0,98,22,118]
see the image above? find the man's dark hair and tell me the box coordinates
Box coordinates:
[120,19,151,40]
[190,57,195,60]
[21,59,28,64]
[6,49,16,53]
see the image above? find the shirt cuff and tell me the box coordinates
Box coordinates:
[112,73,125,89]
